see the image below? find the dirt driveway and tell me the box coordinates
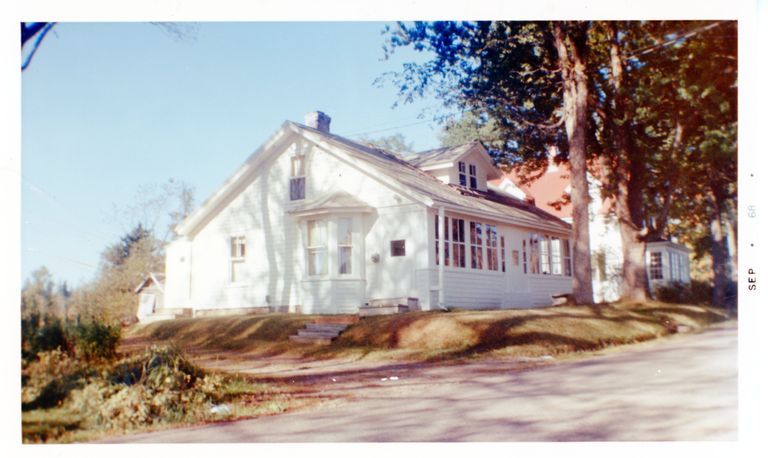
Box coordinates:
[105,322,737,442]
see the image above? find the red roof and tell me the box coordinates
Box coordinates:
[491,164,572,220]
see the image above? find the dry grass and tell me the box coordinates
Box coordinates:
[124,302,730,363]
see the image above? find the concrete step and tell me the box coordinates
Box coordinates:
[289,335,334,345]
[297,329,342,338]
[306,323,348,332]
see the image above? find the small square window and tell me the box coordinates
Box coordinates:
[390,240,406,257]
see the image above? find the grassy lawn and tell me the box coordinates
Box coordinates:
[24,301,729,443]
[125,301,731,362]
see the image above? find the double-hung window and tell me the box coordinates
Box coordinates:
[529,234,540,274]
[522,240,528,274]
[307,220,327,276]
[469,164,478,189]
[458,162,467,187]
[649,252,663,279]
[551,238,562,275]
[486,224,499,271]
[469,221,484,269]
[229,236,246,283]
[501,236,507,272]
[338,218,353,275]
[451,218,466,268]
[434,215,450,266]
[290,153,306,201]
[563,240,572,276]
[540,236,551,274]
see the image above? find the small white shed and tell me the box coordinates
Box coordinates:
[135,273,165,322]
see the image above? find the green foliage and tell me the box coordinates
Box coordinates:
[73,321,121,360]
[654,280,713,305]
[357,133,414,154]
[22,315,71,361]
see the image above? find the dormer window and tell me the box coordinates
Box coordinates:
[458,161,467,187]
[290,152,306,201]
[469,164,477,189]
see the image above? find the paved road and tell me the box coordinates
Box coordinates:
[106,322,737,442]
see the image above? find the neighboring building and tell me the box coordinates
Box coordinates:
[135,273,165,322]
[490,157,691,303]
[158,112,574,317]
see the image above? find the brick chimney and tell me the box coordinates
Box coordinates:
[304,111,331,133]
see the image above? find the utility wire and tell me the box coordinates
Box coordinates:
[342,119,434,137]
[623,21,729,61]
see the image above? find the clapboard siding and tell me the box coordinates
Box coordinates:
[528,275,572,305]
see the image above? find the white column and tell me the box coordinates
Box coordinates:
[438,206,445,308]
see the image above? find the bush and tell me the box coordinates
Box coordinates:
[654,280,713,305]
[21,349,88,410]
[22,316,70,361]
[72,321,121,360]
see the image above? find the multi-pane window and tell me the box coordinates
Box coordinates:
[391,240,406,257]
[563,240,572,276]
[469,221,484,269]
[522,240,528,274]
[229,236,246,282]
[501,236,506,272]
[451,218,466,268]
[290,153,306,201]
[338,218,353,275]
[551,238,562,275]
[540,236,551,274]
[512,249,520,267]
[307,220,327,276]
[469,164,478,189]
[529,234,540,274]
[649,252,663,279]
[458,161,467,187]
[486,224,499,271]
[434,215,449,266]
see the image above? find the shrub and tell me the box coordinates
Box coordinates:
[22,316,70,361]
[21,349,88,410]
[73,321,121,360]
[654,280,713,305]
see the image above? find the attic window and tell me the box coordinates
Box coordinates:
[390,240,406,257]
[458,161,467,187]
[290,153,306,201]
[230,236,246,283]
[469,164,477,189]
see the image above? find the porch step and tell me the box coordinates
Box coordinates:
[289,321,351,345]
[140,308,193,323]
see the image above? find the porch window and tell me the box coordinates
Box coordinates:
[469,164,478,189]
[434,215,449,266]
[522,240,528,274]
[307,220,327,276]
[563,240,572,276]
[501,236,507,272]
[540,236,551,274]
[486,224,499,271]
[452,218,466,268]
[230,235,246,282]
[529,234,540,274]
[551,238,562,275]
[458,161,467,187]
[290,153,306,201]
[338,217,353,275]
[649,252,663,279]
[470,221,484,270]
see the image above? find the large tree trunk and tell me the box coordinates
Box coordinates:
[606,22,650,302]
[710,190,736,310]
[553,22,594,305]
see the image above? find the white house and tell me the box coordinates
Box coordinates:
[491,158,692,303]
[158,112,575,317]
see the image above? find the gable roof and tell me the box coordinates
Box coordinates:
[135,272,165,294]
[405,141,502,179]
[175,120,572,238]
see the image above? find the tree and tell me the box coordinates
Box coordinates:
[357,133,414,154]
[384,21,594,304]
[21,267,56,318]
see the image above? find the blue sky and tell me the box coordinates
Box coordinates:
[21,22,447,286]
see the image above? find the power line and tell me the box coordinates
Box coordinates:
[623,21,729,61]
[342,119,435,137]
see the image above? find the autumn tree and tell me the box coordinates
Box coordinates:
[384,21,595,304]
